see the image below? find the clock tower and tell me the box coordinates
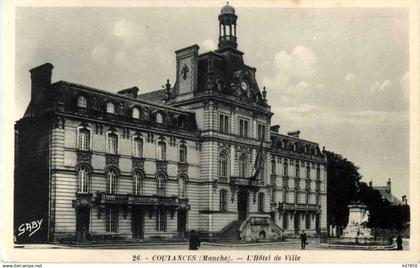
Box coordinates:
[218,2,238,49]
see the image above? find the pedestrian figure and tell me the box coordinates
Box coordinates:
[189,230,201,250]
[396,234,403,250]
[300,230,308,250]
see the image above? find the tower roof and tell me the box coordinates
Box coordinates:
[221,2,235,15]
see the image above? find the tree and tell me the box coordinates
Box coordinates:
[326,150,410,235]
[325,151,361,231]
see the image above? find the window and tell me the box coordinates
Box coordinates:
[132,107,140,119]
[106,208,118,232]
[283,212,289,229]
[258,124,266,141]
[156,113,163,124]
[316,167,321,180]
[283,190,288,203]
[133,137,143,157]
[306,165,311,179]
[78,128,90,151]
[156,209,167,232]
[270,187,276,203]
[259,163,265,181]
[157,173,166,196]
[106,102,115,114]
[157,141,166,160]
[179,144,187,163]
[271,159,276,175]
[133,171,142,195]
[219,114,229,133]
[305,190,309,204]
[77,95,87,108]
[220,189,227,211]
[305,213,311,230]
[107,133,118,154]
[238,154,248,178]
[283,160,288,177]
[219,152,228,180]
[106,169,117,194]
[179,175,187,198]
[77,165,89,193]
[258,192,265,213]
[239,119,249,138]
[295,163,300,178]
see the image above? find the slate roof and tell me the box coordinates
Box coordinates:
[373,186,404,205]
[138,89,168,103]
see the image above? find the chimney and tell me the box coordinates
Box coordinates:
[402,195,407,205]
[117,87,139,98]
[387,178,391,193]
[270,125,280,133]
[29,63,54,101]
[369,180,372,187]
[287,130,300,139]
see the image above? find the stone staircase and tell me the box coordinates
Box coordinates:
[212,221,242,241]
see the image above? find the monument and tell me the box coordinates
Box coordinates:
[340,181,374,244]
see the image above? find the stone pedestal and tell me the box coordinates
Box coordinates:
[341,203,373,244]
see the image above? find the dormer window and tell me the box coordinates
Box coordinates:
[106,102,115,114]
[77,95,87,108]
[156,112,163,124]
[132,107,140,119]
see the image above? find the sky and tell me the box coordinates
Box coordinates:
[15,6,409,200]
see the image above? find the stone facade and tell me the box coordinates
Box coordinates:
[14,3,328,244]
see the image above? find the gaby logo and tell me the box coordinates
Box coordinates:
[18,219,43,237]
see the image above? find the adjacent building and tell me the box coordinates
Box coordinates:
[14,4,328,243]
[369,178,407,206]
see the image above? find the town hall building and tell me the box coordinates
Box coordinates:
[14,3,328,243]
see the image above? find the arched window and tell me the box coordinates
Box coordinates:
[107,133,118,154]
[258,158,265,181]
[179,175,187,198]
[219,152,228,180]
[133,171,143,195]
[220,189,227,211]
[271,159,276,175]
[238,154,248,178]
[283,160,288,177]
[157,141,166,160]
[156,112,163,124]
[295,163,300,178]
[157,173,166,196]
[78,128,90,151]
[306,165,311,179]
[133,137,143,157]
[106,169,118,194]
[106,102,115,114]
[77,95,87,108]
[132,107,140,119]
[271,187,276,203]
[179,144,187,163]
[258,192,265,213]
[78,165,90,193]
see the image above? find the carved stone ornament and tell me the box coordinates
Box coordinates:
[177,163,189,174]
[132,157,145,170]
[181,64,189,80]
[106,154,120,166]
[77,151,92,165]
[156,160,168,172]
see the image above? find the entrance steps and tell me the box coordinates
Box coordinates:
[212,221,242,241]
